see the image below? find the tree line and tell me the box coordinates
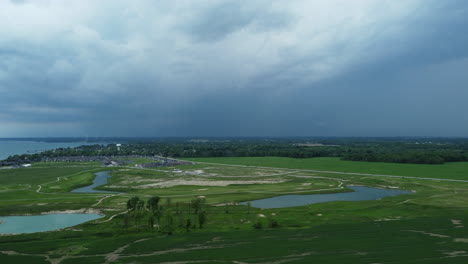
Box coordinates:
[123,196,207,234]
[4,138,468,165]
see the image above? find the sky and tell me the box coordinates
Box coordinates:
[1,0,468,137]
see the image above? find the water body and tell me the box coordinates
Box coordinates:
[243,186,413,209]
[0,140,93,160]
[71,171,116,193]
[0,213,102,234]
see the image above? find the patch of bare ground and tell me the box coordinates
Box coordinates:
[92,195,116,207]
[42,208,103,215]
[214,202,240,207]
[288,235,318,241]
[405,230,450,238]
[443,251,468,257]
[97,210,128,223]
[253,171,296,176]
[375,217,402,222]
[454,238,468,243]
[451,219,464,228]
[398,199,412,204]
[120,176,164,184]
[134,179,285,188]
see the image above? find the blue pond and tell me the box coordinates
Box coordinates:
[0,213,102,234]
[71,171,116,193]
[243,186,413,209]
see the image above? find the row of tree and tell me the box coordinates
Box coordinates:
[124,196,207,234]
[5,138,468,165]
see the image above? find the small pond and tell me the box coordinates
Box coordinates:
[243,186,413,209]
[71,171,116,193]
[0,213,102,234]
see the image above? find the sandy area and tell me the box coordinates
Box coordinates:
[41,208,103,215]
[133,179,284,188]
[120,176,164,184]
[444,251,468,257]
[407,230,450,238]
[451,219,464,228]
[214,202,240,207]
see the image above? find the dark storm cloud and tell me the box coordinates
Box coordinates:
[183,0,292,42]
[0,0,467,137]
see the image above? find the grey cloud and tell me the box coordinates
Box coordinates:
[0,0,467,137]
[182,1,292,42]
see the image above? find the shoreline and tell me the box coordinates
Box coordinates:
[0,208,104,217]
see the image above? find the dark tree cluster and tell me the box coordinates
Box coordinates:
[3,137,468,165]
[123,196,207,234]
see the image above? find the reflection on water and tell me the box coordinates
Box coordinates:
[243,186,413,209]
[0,213,102,234]
[71,171,116,193]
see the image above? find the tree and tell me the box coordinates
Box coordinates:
[127,196,144,211]
[267,216,279,228]
[147,196,161,213]
[191,197,204,214]
[148,215,155,230]
[126,196,145,230]
[185,218,191,232]
[123,212,130,230]
[164,212,174,235]
[198,210,206,228]
[224,200,229,214]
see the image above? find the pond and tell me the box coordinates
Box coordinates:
[0,213,102,234]
[71,171,116,193]
[243,186,413,209]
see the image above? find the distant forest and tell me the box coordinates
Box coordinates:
[4,137,468,165]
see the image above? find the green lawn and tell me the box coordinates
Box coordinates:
[0,166,100,185]
[185,157,468,180]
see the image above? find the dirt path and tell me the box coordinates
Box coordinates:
[92,195,116,207]
[97,210,129,223]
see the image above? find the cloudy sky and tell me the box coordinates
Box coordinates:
[1,0,467,137]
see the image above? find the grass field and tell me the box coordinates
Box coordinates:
[1,157,468,263]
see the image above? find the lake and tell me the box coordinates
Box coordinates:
[0,140,93,160]
[71,171,116,193]
[0,213,102,234]
[243,186,413,209]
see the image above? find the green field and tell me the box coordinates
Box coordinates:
[1,158,468,263]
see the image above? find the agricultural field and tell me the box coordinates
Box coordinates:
[1,157,468,263]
